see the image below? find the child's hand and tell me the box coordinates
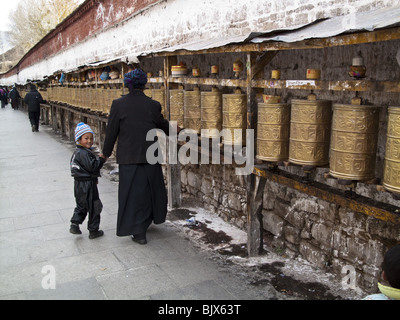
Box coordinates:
[99,154,108,162]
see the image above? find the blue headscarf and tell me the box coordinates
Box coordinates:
[124,68,148,91]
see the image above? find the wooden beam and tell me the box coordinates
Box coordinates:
[253,165,400,225]
[166,77,247,88]
[251,51,279,80]
[252,79,400,93]
[150,77,400,93]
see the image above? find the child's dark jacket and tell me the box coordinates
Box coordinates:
[71,145,105,180]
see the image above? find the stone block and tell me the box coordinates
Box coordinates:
[262,189,275,211]
[290,197,320,214]
[318,200,338,223]
[284,209,305,229]
[284,224,301,245]
[299,240,328,269]
[201,177,212,196]
[227,192,244,212]
[187,171,201,188]
[262,210,284,238]
[180,168,188,185]
[272,198,290,219]
[340,237,367,265]
[311,222,333,247]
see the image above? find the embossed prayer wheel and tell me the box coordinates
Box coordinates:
[88,87,95,110]
[329,104,379,180]
[257,103,290,162]
[170,88,184,128]
[82,86,89,109]
[383,106,400,194]
[143,88,152,98]
[289,98,332,166]
[98,86,107,112]
[222,90,247,145]
[184,88,201,133]
[152,88,165,116]
[201,88,222,138]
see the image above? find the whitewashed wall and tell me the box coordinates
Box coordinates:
[2,0,398,85]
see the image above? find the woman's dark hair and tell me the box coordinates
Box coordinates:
[123,68,147,91]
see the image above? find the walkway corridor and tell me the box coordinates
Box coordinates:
[0,105,275,302]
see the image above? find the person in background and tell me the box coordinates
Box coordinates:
[363,244,400,300]
[23,83,46,132]
[0,87,8,108]
[101,68,173,245]
[9,86,21,110]
[70,122,106,239]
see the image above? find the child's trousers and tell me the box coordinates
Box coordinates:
[71,179,102,231]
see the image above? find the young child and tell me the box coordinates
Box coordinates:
[70,122,106,239]
[363,244,400,300]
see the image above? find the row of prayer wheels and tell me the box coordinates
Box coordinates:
[256,96,400,194]
[46,86,122,113]
[146,86,247,145]
[256,99,400,193]
[145,87,399,194]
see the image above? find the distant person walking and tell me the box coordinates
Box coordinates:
[0,87,8,108]
[23,84,46,132]
[9,86,21,110]
[70,122,106,239]
[101,68,173,244]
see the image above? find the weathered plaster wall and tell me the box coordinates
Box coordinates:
[1,0,398,85]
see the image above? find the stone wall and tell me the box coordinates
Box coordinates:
[181,164,248,229]
[261,179,399,292]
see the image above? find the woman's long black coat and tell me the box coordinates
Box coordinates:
[102,90,169,164]
[102,90,171,236]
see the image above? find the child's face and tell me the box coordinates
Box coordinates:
[79,133,94,148]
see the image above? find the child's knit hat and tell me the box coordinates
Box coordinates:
[75,122,94,143]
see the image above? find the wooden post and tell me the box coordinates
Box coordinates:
[247,174,267,256]
[246,51,278,256]
[164,56,181,209]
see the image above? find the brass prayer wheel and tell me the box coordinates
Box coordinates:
[184,88,201,133]
[143,88,152,98]
[329,104,379,181]
[98,86,107,112]
[257,103,290,162]
[201,88,222,138]
[82,87,89,109]
[306,69,321,80]
[88,87,95,110]
[222,91,247,145]
[289,98,332,166]
[170,89,184,128]
[152,88,165,116]
[383,106,400,194]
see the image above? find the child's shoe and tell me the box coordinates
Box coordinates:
[89,230,104,239]
[70,223,82,234]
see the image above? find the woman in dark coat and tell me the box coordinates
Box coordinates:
[102,68,171,244]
